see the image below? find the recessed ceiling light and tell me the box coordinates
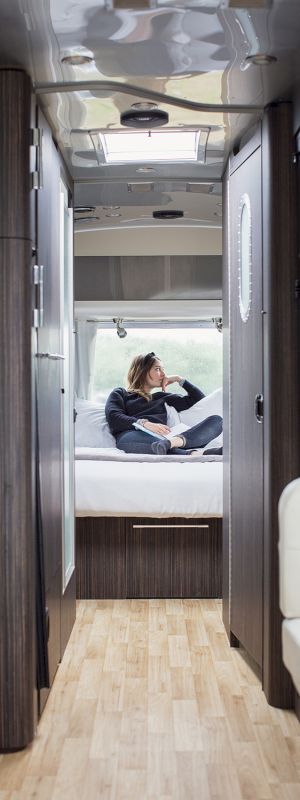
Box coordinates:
[105,212,121,218]
[61,54,94,66]
[102,205,120,210]
[245,53,277,66]
[136,167,156,173]
[131,102,158,110]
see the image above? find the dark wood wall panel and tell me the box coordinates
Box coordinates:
[0,70,31,239]
[262,103,300,707]
[0,68,34,752]
[76,517,222,600]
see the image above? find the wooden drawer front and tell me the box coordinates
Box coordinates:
[126,518,222,599]
[76,517,222,600]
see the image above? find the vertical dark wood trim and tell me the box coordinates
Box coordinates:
[0,70,35,750]
[222,163,230,636]
[262,103,300,707]
[0,70,31,239]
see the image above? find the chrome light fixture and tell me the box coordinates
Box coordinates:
[212,317,223,333]
[113,318,127,338]
[245,54,277,66]
[61,47,94,66]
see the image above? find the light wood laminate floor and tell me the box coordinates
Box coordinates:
[0,600,300,799]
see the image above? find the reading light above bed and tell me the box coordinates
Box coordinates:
[113,317,127,338]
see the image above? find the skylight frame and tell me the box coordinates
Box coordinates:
[90,127,208,165]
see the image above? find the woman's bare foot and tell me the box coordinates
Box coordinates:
[169,435,185,449]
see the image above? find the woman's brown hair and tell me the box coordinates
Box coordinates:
[127,352,159,398]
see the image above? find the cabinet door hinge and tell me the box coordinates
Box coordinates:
[30,127,43,190]
[32,264,44,328]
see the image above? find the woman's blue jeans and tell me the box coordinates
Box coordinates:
[116,415,222,455]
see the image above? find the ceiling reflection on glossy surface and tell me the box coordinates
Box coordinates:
[0,0,299,230]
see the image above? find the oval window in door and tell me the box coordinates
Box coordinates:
[238,194,252,322]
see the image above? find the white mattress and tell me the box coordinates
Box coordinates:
[75,457,223,518]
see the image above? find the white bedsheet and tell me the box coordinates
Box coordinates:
[75,446,222,463]
[75,458,223,518]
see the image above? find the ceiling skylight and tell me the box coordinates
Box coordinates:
[92,129,204,164]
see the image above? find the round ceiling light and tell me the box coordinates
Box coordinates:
[153,210,184,220]
[102,205,120,210]
[105,212,121,218]
[131,102,158,110]
[120,108,169,129]
[136,167,156,173]
[61,54,94,65]
[245,53,277,66]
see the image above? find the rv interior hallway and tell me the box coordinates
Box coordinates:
[0,600,299,800]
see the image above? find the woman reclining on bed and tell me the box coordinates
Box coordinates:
[105,352,222,456]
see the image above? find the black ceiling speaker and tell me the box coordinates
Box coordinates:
[120,108,169,128]
[153,210,184,220]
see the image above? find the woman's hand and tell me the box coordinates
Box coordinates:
[144,421,171,435]
[162,375,182,391]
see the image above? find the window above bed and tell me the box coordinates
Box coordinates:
[91,326,222,403]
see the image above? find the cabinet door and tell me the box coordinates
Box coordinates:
[230,143,264,667]
[36,109,62,708]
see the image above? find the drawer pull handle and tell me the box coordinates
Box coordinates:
[132,524,209,529]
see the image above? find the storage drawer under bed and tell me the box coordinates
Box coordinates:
[76,516,222,599]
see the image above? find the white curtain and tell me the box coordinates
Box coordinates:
[74,320,99,400]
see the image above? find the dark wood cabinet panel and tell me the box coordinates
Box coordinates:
[76,517,127,599]
[0,240,35,750]
[0,69,31,239]
[0,67,35,752]
[224,104,300,709]
[262,103,300,707]
[76,517,222,600]
[229,144,264,668]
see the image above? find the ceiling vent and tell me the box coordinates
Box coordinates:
[74,206,96,213]
[120,108,169,129]
[74,216,99,223]
[186,183,215,194]
[127,183,154,193]
[153,210,184,220]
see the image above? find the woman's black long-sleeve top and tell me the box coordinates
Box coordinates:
[105,380,204,437]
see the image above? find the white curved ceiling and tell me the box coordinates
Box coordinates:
[0,0,299,240]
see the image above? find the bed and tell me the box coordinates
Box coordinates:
[75,390,223,600]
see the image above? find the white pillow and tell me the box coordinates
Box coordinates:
[165,402,180,427]
[75,400,116,448]
[179,387,223,427]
